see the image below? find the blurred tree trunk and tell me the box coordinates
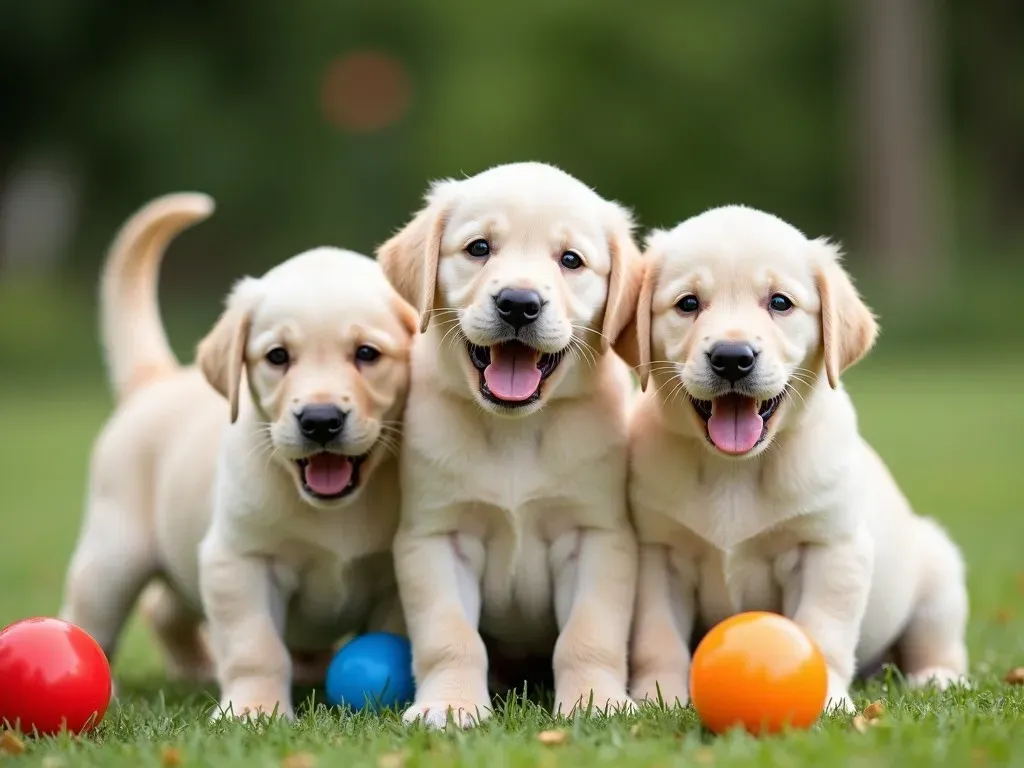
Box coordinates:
[851,0,947,298]
[972,0,1024,238]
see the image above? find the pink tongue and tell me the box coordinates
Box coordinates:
[707,394,763,454]
[304,454,353,496]
[483,342,542,402]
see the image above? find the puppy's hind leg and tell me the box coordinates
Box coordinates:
[138,581,213,682]
[898,518,969,690]
[59,493,157,663]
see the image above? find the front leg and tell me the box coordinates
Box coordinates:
[395,531,490,729]
[551,524,637,718]
[198,534,293,720]
[784,528,874,713]
[628,545,696,708]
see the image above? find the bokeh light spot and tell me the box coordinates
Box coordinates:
[320,50,411,134]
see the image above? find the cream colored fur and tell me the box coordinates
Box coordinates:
[59,192,418,719]
[617,205,969,713]
[377,162,643,728]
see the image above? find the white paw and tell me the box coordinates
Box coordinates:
[824,673,854,713]
[211,696,294,722]
[907,666,970,691]
[556,688,636,718]
[629,675,689,708]
[402,700,489,729]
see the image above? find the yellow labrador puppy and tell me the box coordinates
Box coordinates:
[377,162,642,728]
[618,205,968,712]
[60,193,417,718]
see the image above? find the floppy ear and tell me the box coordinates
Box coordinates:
[377,184,453,334]
[390,292,420,338]
[196,278,259,423]
[813,239,879,389]
[601,204,644,353]
[614,253,658,392]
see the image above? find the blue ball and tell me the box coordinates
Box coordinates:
[324,632,415,712]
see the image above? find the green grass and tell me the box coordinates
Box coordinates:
[2,357,1023,766]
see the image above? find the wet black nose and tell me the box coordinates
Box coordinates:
[494,288,543,330]
[708,342,757,383]
[297,404,346,446]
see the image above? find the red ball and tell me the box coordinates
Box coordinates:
[0,618,112,736]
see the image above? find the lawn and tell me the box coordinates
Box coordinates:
[1,357,1023,767]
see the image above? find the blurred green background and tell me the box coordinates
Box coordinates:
[0,0,1022,654]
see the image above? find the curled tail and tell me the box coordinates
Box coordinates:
[100,192,215,402]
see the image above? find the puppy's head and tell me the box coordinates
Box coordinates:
[618,206,877,458]
[377,161,641,416]
[197,247,417,508]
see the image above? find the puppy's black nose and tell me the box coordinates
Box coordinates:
[494,288,543,330]
[708,342,757,383]
[297,404,346,446]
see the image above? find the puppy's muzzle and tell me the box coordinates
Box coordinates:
[293,404,369,501]
[297,404,346,447]
[708,341,757,384]
[494,287,543,331]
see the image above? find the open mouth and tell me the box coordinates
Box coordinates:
[295,452,368,500]
[467,341,564,408]
[689,392,785,455]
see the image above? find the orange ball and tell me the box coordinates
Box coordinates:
[689,611,828,735]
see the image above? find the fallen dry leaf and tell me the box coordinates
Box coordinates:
[377,751,407,768]
[862,700,884,720]
[0,731,26,756]
[536,729,569,746]
[161,746,183,766]
[282,753,316,768]
[993,607,1015,625]
[1004,667,1024,685]
[694,746,715,764]
[851,715,871,734]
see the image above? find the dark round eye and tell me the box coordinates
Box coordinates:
[355,345,381,363]
[265,347,289,366]
[559,250,584,270]
[676,295,700,314]
[465,239,491,258]
[769,294,793,313]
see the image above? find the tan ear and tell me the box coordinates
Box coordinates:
[196,278,259,422]
[377,186,452,334]
[614,254,658,392]
[813,239,879,388]
[601,205,644,354]
[390,292,420,338]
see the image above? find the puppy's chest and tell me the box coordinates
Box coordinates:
[654,474,802,552]
[420,417,616,513]
[272,546,394,636]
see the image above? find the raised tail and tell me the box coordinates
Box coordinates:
[100,192,215,402]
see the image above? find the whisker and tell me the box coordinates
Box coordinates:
[445,327,468,357]
[666,379,689,408]
[570,324,609,345]
[784,382,807,408]
[565,339,592,372]
[437,321,465,354]
[568,337,596,371]
[653,374,683,400]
